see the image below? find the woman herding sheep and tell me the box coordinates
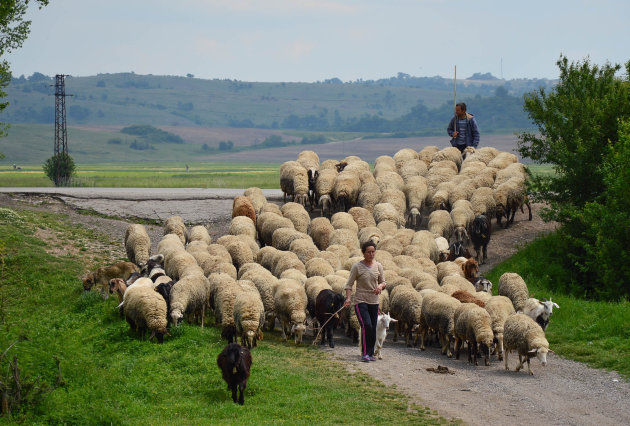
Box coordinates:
[344,241,386,362]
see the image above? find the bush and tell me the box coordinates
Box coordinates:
[42,153,76,186]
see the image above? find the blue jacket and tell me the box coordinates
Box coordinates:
[447,113,480,148]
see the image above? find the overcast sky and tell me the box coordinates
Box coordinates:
[7,0,628,83]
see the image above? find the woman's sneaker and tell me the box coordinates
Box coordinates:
[368,356,377,361]
[361,355,370,362]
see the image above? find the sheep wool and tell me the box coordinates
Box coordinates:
[453,304,494,366]
[274,278,308,344]
[123,284,168,343]
[484,295,516,360]
[124,224,151,267]
[233,290,265,348]
[498,272,529,312]
[503,313,549,375]
[188,225,212,245]
[164,216,188,245]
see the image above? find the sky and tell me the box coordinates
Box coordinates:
[7,0,629,83]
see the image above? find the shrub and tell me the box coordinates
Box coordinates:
[42,153,76,186]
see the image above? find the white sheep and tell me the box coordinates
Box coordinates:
[332,170,361,212]
[498,272,529,312]
[428,209,454,240]
[170,272,212,327]
[503,313,550,375]
[309,217,334,250]
[124,224,151,267]
[453,304,494,366]
[164,216,188,245]
[419,292,461,356]
[331,211,359,233]
[233,289,265,349]
[272,228,311,251]
[274,279,308,344]
[123,283,168,343]
[243,187,267,215]
[281,202,311,234]
[229,216,257,240]
[348,206,376,230]
[232,195,257,227]
[484,295,516,360]
[188,225,212,245]
[357,182,382,212]
[389,285,423,347]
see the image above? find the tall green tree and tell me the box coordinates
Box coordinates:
[0,0,49,139]
[517,55,630,299]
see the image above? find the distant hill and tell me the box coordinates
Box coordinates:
[2,72,554,131]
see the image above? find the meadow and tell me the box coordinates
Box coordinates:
[0,162,553,188]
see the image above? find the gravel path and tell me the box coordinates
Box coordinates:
[1,190,629,425]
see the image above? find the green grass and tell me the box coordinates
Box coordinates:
[0,207,441,424]
[485,233,630,379]
[0,162,282,188]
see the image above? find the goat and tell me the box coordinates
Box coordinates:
[374,312,398,360]
[470,215,491,265]
[314,289,345,348]
[462,258,479,283]
[520,297,559,331]
[307,168,319,211]
[446,241,472,262]
[217,343,252,405]
[474,276,493,293]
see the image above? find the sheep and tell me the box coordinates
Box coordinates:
[418,145,439,166]
[429,181,455,211]
[214,277,245,342]
[379,188,406,221]
[432,147,463,170]
[315,168,338,215]
[373,202,403,228]
[228,216,257,240]
[426,165,458,194]
[274,279,308,344]
[389,285,423,347]
[503,313,550,375]
[498,272,530,312]
[521,297,560,331]
[328,228,360,252]
[453,304,494,365]
[281,202,311,234]
[469,186,496,219]
[406,230,440,263]
[280,161,309,206]
[170,272,212,327]
[377,219,398,237]
[188,225,212,245]
[358,226,384,247]
[440,275,476,296]
[124,224,151,267]
[500,178,532,227]
[260,202,282,216]
[331,211,359,234]
[273,251,306,278]
[272,228,310,251]
[289,238,319,265]
[466,146,499,165]
[470,214,491,264]
[231,196,257,228]
[488,151,518,170]
[474,276,493,293]
[427,209,454,241]
[484,295,516,360]
[376,236,403,257]
[348,206,376,230]
[305,257,335,278]
[419,292,462,356]
[233,289,265,349]
[447,178,476,208]
[435,236,450,261]
[320,159,339,171]
[373,312,398,359]
[309,217,334,250]
[82,261,140,299]
[243,187,267,215]
[260,214,295,247]
[297,150,320,208]
[164,216,188,245]
[404,176,428,229]
[332,170,361,212]
[216,235,255,271]
[376,171,405,193]
[217,342,252,405]
[393,148,419,171]
[357,182,382,212]
[239,268,278,330]
[305,276,332,322]
[450,205,474,245]
[279,268,307,286]
[399,159,428,182]
[123,283,168,343]
[314,289,346,348]
[462,258,479,283]
[495,162,528,187]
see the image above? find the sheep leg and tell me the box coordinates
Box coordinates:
[238,383,245,405]
[498,335,504,361]
[526,199,532,221]
[454,337,461,360]
[420,328,427,351]
[327,325,335,348]
[231,385,238,404]
[527,356,534,375]
[516,354,524,372]
[200,305,205,329]
[504,349,510,370]
[393,322,399,342]
[482,244,488,265]
[472,341,478,366]
[447,335,454,358]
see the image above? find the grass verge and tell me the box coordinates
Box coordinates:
[0,207,441,424]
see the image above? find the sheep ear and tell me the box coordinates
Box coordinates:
[527,348,538,355]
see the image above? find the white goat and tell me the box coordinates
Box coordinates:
[520,297,559,331]
[374,312,398,360]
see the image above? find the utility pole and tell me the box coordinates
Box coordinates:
[54,74,72,157]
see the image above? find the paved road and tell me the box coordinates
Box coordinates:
[0,187,283,224]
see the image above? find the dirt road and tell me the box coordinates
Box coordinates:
[1,190,628,425]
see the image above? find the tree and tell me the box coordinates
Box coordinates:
[517,55,630,299]
[43,152,76,186]
[0,1,49,140]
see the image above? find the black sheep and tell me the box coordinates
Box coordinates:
[470,214,491,265]
[154,280,175,322]
[314,289,345,348]
[217,343,252,405]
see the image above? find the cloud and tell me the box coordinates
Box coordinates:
[188,0,356,14]
[284,40,316,60]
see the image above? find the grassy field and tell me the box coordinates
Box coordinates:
[0,162,553,188]
[0,207,440,424]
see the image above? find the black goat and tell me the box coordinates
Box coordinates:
[314,289,345,348]
[470,215,491,265]
[217,343,252,405]
[154,280,175,322]
[446,241,472,261]
[307,168,319,212]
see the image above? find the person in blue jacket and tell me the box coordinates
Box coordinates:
[447,102,480,153]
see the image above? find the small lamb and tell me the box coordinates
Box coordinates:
[374,312,398,359]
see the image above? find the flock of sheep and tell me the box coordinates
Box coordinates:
[83,144,558,379]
